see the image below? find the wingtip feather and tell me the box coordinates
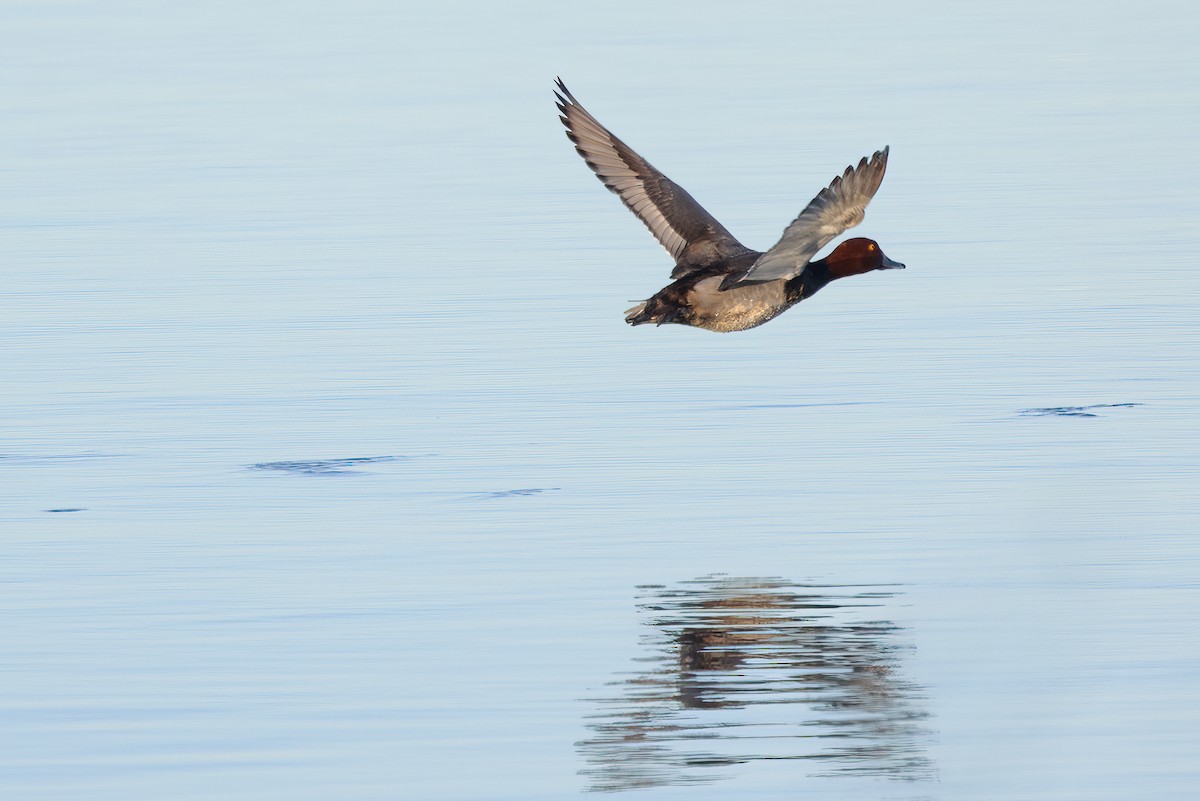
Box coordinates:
[554,78,578,106]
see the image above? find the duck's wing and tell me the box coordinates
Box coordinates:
[556,79,752,276]
[731,147,889,285]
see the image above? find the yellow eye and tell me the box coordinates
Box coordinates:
[868,243,876,251]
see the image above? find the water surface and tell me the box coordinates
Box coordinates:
[3,2,1200,800]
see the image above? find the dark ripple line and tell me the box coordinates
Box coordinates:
[248,456,405,475]
[1018,403,1142,418]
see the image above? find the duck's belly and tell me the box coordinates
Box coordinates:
[686,277,791,332]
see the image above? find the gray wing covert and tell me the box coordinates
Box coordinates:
[733,147,890,285]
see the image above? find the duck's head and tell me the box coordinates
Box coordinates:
[827,238,905,279]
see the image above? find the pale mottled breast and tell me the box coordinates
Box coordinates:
[686,276,792,333]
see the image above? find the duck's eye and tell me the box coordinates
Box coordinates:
[868,243,876,251]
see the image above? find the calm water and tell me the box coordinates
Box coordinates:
[3,2,1200,799]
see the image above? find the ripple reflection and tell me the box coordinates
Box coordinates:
[578,576,933,792]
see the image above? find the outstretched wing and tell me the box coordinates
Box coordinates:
[555,79,752,275]
[733,147,890,285]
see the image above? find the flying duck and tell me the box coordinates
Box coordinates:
[556,79,904,333]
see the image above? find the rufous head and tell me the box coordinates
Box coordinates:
[827,238,905,279]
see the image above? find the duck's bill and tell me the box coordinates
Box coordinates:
[881,255,906,269]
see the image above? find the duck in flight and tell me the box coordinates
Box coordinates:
[555,79,905,333]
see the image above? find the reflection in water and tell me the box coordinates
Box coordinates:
[578,576,933,792]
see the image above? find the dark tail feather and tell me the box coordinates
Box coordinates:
[624,300,653,326]
[626,300,682,326]
[625,291,687,326]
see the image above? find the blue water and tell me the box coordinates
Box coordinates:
[3,2,1200,799]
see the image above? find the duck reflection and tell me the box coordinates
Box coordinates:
[577,576,933,792]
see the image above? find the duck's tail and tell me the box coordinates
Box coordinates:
[624,300,652,326]
[624,299,680,327]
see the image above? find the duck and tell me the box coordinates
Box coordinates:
[555,79,905,333]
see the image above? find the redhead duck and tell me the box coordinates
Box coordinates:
[555,80,904,333]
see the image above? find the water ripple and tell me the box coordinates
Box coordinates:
[1018,403,1142,418]
[247,456,406,475]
